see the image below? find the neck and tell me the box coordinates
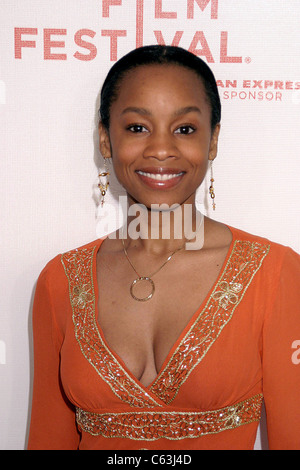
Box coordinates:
[119,195,204,254]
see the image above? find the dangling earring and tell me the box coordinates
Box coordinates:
[98,158,110,206]
[209,160,216,210]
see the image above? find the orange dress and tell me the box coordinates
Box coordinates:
[27,226,300,450]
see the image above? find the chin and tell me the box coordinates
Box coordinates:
[128,193,194,212]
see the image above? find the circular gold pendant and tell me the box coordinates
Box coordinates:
[130,277,155,302]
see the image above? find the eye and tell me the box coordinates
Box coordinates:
[174,125,196,135]
[127,124,148,133]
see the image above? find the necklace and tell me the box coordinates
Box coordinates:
[121,237,185,302]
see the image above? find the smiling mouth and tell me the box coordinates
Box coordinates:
[135,168,186,190]
[136,170,185,181]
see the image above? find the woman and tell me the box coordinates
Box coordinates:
[28,45,300,450]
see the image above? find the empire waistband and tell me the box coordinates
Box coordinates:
[76,393,263,441]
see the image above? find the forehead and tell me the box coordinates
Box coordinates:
[113,64,209,110]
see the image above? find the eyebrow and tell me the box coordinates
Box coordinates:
[121,107,151,116]
[121,106,202,116]
[174,106,202,116]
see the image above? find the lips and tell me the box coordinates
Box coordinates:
[135,167,185,189]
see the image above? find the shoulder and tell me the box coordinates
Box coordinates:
[228,224,300,270]
[38,238,103,286]
[61,238,103,257]
[60,238,103,261]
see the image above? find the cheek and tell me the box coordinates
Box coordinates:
[108,140,138,187]
[184,136,212,165]
[109,130,139,161]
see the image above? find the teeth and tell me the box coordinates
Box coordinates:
[137,171,183,181]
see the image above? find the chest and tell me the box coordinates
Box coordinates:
[60,238,270,409]
[96,247,229,386]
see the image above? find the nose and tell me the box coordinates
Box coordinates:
[143,129,179,161]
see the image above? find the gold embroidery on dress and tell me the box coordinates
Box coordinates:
[76,393,263,440]
[212,281,243,310]
[62,240,270,409]
[149,241,270,404]
[61,247,162,409]
[71,284,93,309]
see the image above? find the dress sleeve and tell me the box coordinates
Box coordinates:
[27,261,80,450]
[263,247,300,450]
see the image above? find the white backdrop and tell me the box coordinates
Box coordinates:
[1,0,299,450]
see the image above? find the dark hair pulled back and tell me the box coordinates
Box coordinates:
[99,45,221,132]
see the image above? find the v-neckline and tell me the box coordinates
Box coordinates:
[92,225,236,392]
[62,227,270,406]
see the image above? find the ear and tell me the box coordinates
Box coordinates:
[98,122,112,159]
[208,123,220,161]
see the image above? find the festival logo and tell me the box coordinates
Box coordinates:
[13,0,299,104]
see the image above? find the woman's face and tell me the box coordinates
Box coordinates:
[99,64,220,209]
